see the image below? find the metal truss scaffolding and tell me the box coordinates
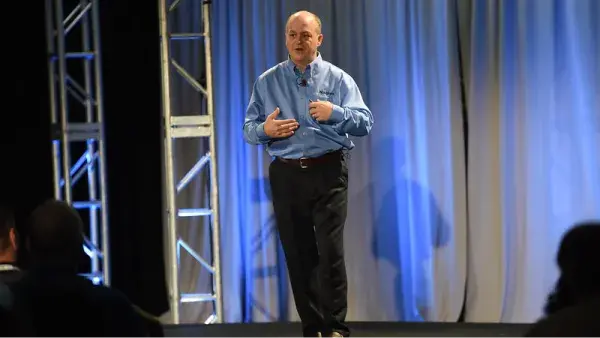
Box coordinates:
[44,0,110,286]
[159,0,223,324]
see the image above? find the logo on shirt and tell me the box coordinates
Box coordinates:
[319,89,335,97]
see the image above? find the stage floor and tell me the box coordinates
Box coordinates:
[163,321,532,337]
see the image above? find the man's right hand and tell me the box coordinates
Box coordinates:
[264,107,299,138]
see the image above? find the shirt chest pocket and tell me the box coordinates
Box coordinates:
[313,90,340,106]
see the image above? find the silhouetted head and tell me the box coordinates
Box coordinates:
[27,200,84,269]
[557,220,600,294]
[0,207,18,264]
[544,220,600,314]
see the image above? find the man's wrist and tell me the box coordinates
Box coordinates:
[329,105,345,123]
[256,122,270,140]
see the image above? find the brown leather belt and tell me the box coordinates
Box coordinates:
[277,150,343,169]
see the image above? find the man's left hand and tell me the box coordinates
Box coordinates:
[309,100,333,122]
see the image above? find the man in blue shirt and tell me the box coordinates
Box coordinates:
[243,10,373,337]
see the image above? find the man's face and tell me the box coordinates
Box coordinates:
[285,14,323,67]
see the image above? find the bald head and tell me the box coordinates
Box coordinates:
[286,11,322,34]
[285,11,323,70]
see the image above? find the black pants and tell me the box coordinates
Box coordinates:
[269,152,349,337]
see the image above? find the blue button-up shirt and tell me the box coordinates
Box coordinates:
[243,53,374,159]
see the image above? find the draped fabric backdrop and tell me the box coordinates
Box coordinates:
[165,0,600,324]
[461,0,600,322]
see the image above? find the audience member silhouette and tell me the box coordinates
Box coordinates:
[525,220,600,336]
[9,199,147,336]
[0,207,22,284]
[1,280,30,335]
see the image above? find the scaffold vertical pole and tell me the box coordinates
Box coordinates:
[158,0,180,323]
[203,1,223,324]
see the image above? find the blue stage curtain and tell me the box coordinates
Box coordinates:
[212,0,467,323]
[461,0,600,322]
[168,0,600,324]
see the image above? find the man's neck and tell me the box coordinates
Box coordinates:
[293,53,318,73]
[0,252,16,265]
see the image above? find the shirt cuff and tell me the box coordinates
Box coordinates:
[329,105,346,123]
[256,122,269,141]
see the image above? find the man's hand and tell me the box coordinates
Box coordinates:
[264,107,299,138]
[309,100,333,122]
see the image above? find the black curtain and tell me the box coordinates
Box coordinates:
[100,0,168,316]
[2,0,168,316]
[1,2,53,267]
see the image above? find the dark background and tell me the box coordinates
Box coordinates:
[1,0,169,316]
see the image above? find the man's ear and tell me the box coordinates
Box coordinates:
[9,228,18,250]
[317,34,323,47]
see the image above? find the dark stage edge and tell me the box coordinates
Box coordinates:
[164,322,531,337]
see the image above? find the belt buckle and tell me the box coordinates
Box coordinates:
[299,157,308,169]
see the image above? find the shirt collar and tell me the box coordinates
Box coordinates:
[0,263,19,272]
[285,52,323,76]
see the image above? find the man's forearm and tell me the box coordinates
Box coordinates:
[330,105,373,136]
